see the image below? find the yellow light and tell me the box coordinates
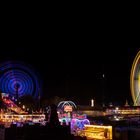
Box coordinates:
[77,124,112,139]
[138,73,140,90]
[84,124,112,129]
[130,51,140,106]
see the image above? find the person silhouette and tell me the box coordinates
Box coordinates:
[49,104,60,126]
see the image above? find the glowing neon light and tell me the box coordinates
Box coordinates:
[64,105,73,112]
[0,61,42,99]
[58,101,77,109]
[71,118,90,130]
[130,51,140,105]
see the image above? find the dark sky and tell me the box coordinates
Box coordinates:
[0,9,139,106]
[0,46,139,106]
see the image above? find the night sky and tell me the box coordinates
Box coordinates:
[0,46,139,106]
[0,9,139,106]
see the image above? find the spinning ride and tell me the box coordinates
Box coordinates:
[130,51,140,106]
[0,61,41,99]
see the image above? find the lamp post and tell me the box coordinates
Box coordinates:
[102,73,105,107]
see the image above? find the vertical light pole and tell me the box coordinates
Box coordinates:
[102,73,105,107]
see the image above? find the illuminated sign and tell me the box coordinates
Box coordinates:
[78,125,112,140]
[58,113,87,119]
[64,105,73,112]
[72,114,87,119]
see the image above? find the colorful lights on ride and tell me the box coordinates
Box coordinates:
[71,118,90,131]
[0,61,42,99]
[77,125,112,140]
[58,112,90,130]
[57,101,77,125]
[57,101,90,131]
[130,51,140,105]
[58,101,77,111]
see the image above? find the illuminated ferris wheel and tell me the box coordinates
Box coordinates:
[130,51,140,106]
[0,61,42,99]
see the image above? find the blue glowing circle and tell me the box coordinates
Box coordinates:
[0,61,42,99]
